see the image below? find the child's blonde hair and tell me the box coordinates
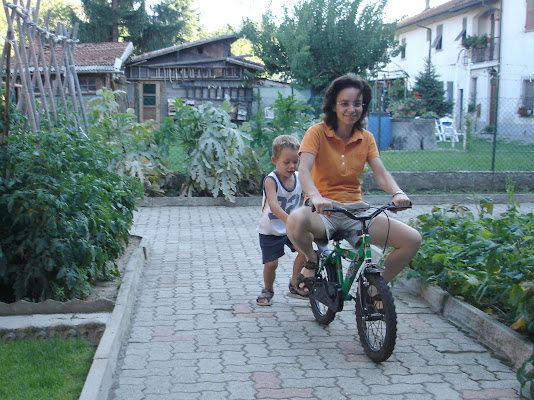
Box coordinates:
[272,135,300,158]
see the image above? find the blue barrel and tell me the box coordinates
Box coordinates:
[367,112,391,150]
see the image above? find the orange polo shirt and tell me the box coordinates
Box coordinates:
[299,122,380,203]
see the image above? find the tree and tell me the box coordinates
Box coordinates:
[241,0,398,95]
[73,0,147,43]
[134,0,199,53]
[413,59,453,117]
[72,0,198,53]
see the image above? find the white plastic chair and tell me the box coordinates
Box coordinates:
[438,117,459,142]
[435,119,446,141]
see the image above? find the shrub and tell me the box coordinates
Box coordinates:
[243,93,316,173]
[0,119,142,301]
[88,88,170,196]
[408,189,534,338]
[155,99,262,201]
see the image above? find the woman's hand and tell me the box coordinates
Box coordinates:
[309,195,333,217]
[392,192,411,208]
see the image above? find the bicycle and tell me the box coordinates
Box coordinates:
[307,201,411,362]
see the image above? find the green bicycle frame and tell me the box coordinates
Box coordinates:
[318,232,373,301]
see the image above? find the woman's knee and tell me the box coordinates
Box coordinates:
[287,207,309,232]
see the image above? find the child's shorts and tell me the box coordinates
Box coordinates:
[259,233,296,264]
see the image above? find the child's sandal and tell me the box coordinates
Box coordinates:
[256,289,274,306]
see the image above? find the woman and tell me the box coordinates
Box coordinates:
[286,74,421,294]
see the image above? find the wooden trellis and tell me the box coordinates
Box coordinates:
[1,0,88,138]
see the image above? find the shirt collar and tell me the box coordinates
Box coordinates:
[324,122,363,144]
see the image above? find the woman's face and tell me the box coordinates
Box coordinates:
[333,87,364,128]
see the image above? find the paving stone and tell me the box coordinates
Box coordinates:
[107,204,526,400]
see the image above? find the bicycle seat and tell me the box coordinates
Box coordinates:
[330,230,351,242]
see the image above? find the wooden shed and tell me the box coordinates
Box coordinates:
[125,33,264,122]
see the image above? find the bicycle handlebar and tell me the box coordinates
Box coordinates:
[310,202,412,221]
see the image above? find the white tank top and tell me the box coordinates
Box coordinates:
[257,171,302,236]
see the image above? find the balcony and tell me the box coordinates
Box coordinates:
[470,36,500,63]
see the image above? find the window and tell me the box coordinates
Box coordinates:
[432,24,443,50]
[527,0,534,31]
[447,81,454,103]
[523,79,534,111]
[143,83,156,106]
[400,38,406,59]
[78,77,97,93]
[455,18,467,42]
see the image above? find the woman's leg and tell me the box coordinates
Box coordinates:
[290,252,307,287]
[369,215,422,283]
[286,206,328,284]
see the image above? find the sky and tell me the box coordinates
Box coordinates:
[191,0,451,30]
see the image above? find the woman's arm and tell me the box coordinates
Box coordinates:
[299,152,332,214]
[368,157,410,206]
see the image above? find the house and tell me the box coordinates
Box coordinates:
[70,41,133,95]
[124,33,265,122]
[382,0,534,136]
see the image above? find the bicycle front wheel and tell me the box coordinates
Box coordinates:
[355,273,397,362]
[310,262,338,325]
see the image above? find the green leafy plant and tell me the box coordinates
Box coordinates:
[0,113,142,301]
[155,99,262,201]
[390,92,427,117]
[462,34,489,49]
[243,93,316,172]
[88,88,170,196]
[408,185,534,339]
[517,349,534,399]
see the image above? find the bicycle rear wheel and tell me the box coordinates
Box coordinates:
[355,273,396,362]
[310,261,338,325]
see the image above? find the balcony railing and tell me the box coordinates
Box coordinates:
[471,37,500,63]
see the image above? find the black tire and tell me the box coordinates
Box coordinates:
[355,273,397,362]
[310,262,338,325]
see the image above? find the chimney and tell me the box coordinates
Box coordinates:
[426,0,430,9]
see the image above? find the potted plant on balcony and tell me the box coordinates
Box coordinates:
[462,34,489,49]
[518,106,532,117]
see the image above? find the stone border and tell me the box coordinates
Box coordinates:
[397,274,534,370]
[78,235,150,400]
[138,193,534,207]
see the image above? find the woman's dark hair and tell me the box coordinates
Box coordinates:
[321,74,372,131]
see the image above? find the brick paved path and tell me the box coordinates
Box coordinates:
[109,204,525,400]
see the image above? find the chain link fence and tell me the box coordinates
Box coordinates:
[163,96,534,173]
[370,97,534,171]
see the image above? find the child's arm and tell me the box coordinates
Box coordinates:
[264,177,290,224]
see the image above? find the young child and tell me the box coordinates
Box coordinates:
[256,135,307,306]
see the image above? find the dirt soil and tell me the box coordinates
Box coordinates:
[84,236,140,304]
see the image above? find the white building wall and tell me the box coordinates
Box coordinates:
[384,0,534,137]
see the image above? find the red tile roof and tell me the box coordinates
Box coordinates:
[42,41,133,72]
[397,0,498,29]
[73,42,132,67]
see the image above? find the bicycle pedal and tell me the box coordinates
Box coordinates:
[311,279,344,313]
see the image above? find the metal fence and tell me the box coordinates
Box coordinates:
[370,96,534,172]
[164,96,534,174]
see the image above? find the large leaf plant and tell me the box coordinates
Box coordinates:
[156,99,261,202]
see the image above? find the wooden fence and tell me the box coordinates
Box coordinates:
[1,0,87,140]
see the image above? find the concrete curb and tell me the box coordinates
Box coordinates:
[138,193,534,207]
[78,235,151,400]
[397,274,534,369]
